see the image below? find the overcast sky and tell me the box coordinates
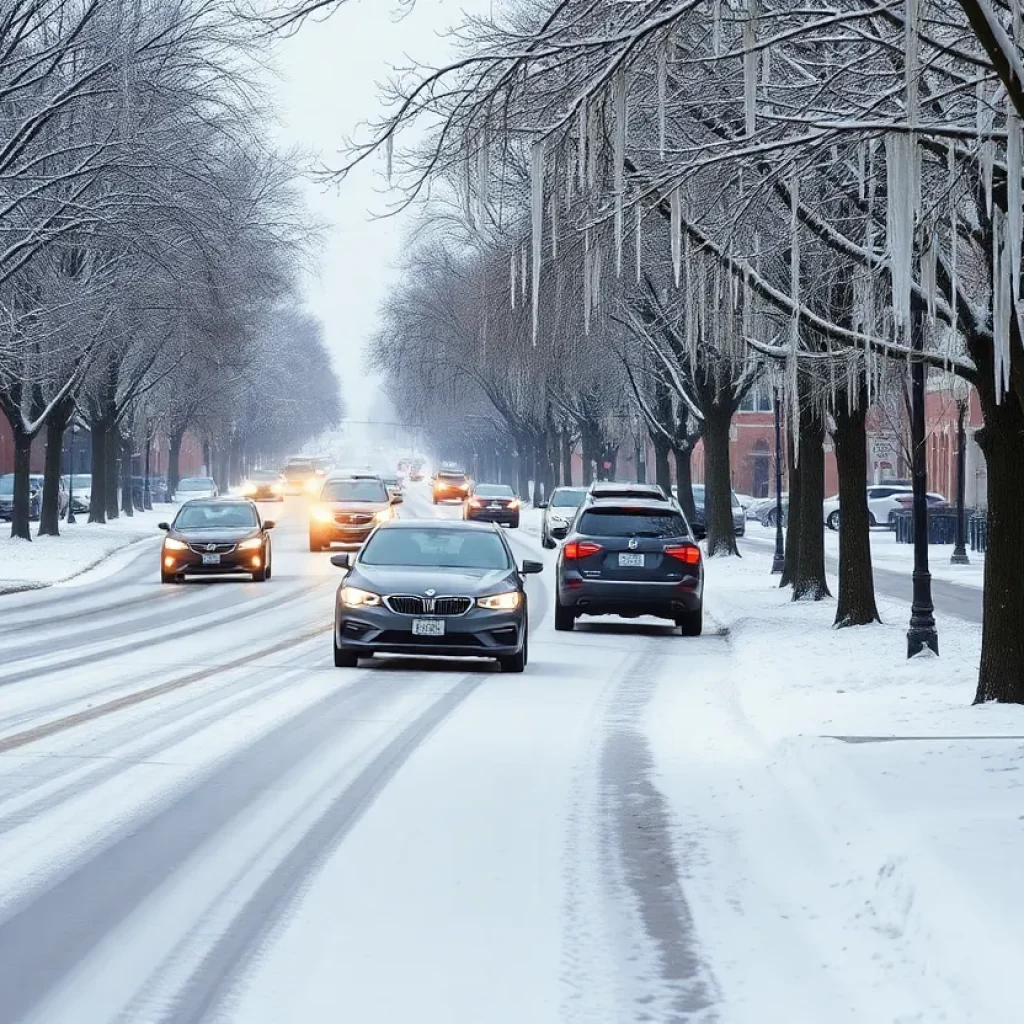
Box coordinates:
[269,0,491,422]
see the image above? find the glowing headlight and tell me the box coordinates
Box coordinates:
[477,591,521,611]
[271,483,283,494]
[311,506,333,523]
[304,477,321,494]
[241,483,256,495]
[164,537,188,551]
[373,506,393,524]
[237,536,263,551]
[340,586,382,608]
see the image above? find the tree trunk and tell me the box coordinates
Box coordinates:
[702,407,739,556]
[10,432,32,541]
[105,429,120,520]
[88,421,108,524]
[39,410,70,537]
[120,436,134,517]
[674,446,695,520]
[533,434,546,505]
[974,402,1024,702]
[792,401,830,601]
[515,434,531,500]
[780,432,801,587]
[833,398,880,626]
[561,431,573,486]
[167,429,184,495]
[581,425,597,485]
[652,434,671,495]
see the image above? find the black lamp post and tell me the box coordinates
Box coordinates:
[907,313,939,657]
[66,423,79,525]
[950,394,970,566]
[771,386,785,574]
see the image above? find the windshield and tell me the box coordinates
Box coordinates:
[179,478,215,491]
[579,508,688,538]
[360,527,511,569]
[321,479,388,502]
[175,503,257,529]
[62,474,92,489]
[0,475,43,495]
[692,485,705,505]
[249,470,279,482]
[473,484,514,498]
[551,488,587,507]
[438,473,467,482]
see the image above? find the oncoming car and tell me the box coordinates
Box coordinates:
[241,469,285,501]
[158,499,275,583]
[432,469,471,503]
[174,476,218,501]
[330,520,542,671]
[309,474,401,551]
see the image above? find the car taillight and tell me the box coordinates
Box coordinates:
[507,499,520,509]
[563,540,602,560]
[664,544,701,565]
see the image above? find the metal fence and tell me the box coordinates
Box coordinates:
[891,508,972,545]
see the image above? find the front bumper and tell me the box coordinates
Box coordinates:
[545,519,570,539]
[312,521,375,548]
[558,572,702,619]
[434,488,469,502]
[336,603,524,658]
[163,549,264,576]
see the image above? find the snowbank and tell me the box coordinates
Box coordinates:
[0,507,169,591]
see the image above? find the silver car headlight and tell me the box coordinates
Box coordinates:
[477,591,521,611]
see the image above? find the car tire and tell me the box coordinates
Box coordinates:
[677,606,703,637]
[509,517,520,529]
[827,510,840,531]
[554,596,575,632]
[498,635,527,673]
[309,535,322,552]
[265,553,272,580]
[160,571,179,585]
[334,638,359,668]
[252,558,269,583]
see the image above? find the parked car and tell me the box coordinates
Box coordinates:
[759,496,789,528]
[554,497,704,635]
[538,485,588,548]
[822,486,947,530]
[175,476,218,501]
[0,473,68,521]
[62,473,92,514]
[687,485,746,537]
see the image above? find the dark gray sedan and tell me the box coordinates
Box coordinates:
[331,520,542,672]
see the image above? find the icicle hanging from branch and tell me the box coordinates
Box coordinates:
[577,105,587,195]
[635,204,643,284]
[521,244,528,301]
[510,249,517,309]
[712,0,722,56]
[947,142,959,355]
[657,45,668,161]
[530,141,544,344]
[1006,97,1022,310]
[789,169,801,465]
[744,0,759,138]
[993,208,1011,403]
[670,188,682,287]
[385,134,394,184]
[885,133,916,335]
[977,82,995,217]
[583,227,592,335]
[905,0,919,125]
[613,70,627,278]
[550,193,559,262]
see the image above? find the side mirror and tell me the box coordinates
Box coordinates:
[536,501,548,509]
[263,520,276,530]
[157,522,170,531]
[330,553,351,569]
[520,559,544,575]
[390,493,404,504]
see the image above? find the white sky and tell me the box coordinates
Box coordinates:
[269,0,492,421]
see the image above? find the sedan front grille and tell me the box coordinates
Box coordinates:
[384,595,472,616]
[335,513,373,526]
[188,542,236,554]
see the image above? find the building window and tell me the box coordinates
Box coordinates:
[738,387,773,413]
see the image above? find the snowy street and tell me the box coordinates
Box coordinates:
[0,484,1018,1023]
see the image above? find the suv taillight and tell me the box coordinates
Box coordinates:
[664,544,701,565]
[563,540,602,560]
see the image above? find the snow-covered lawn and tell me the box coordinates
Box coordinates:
[0,507,170,591]
[745,519,986,589]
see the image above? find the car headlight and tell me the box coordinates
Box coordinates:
[340,586,382,608]
[271,483,283,494]
[305,477,321,493]
[374,506,393,524]
[311,505,333,523]
[164,538,188,551]
[477,591,521,611]
[241,483,256,495]
[237,536,263,551]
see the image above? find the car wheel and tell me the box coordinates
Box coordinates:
[827,510,840,531]
[160,571,179,585]
[265,552,272,580]
[677,606,703,637]
[252,561,269,583]
[554,596,575,632]
[309,535,322,552]
[334,638,359,668]
[498,635,527,673]
[510,517,520,529]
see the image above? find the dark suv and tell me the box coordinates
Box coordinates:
[554,498,703,635]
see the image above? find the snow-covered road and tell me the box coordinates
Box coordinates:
[0,487,1018,1023]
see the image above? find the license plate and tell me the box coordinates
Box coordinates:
[412,619,445,636]
[618,552,644,567]
[202,553,220,565]
[488,504,502,510]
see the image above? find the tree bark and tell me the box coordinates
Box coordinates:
[533,433,546,505]
[780,432,801,587]
[833,397,880,626]
[652,434,671,495]
[105,429,120,520]
[561,431,574,486]
[674,446,696,521]
[167,428,184,495]
[515,432,531,500]
[39,404,72,537]
[10,432,32,541]
[581,425,597,485]
[120,435,134,517]
[88,421,108,524]
[702,406,739,556]
[792,400,830,601]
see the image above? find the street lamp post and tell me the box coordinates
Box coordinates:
[66,423,79,525]
[950,394,970,565]
[907,313,939,657]
[771,386,785,574]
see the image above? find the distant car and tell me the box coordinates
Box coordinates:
[309,474,401,551]
[0,473,68,521]
[408,464,425,482]
[281,458,319,495]
[587,480,668,501]
[538,485,588,548]
[381,474,404,498]
[554,497,703,635]
[463,482,520,527]
[330,519,542,671]
[433,469,471,503]
[686,485,745,537]
[62,473,92,514]
[158,499,274,583]
[822,487,947,530]
[241,469,285,502]
[175,476,218,501]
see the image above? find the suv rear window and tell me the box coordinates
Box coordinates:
[579,508,688,538]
